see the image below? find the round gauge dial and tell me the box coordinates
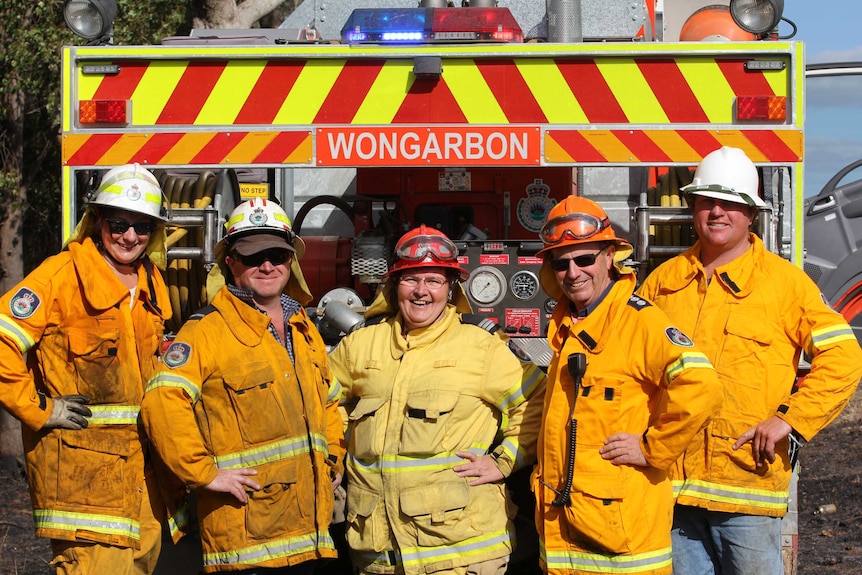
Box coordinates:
[510,270,539,301]
[467,266,506,306]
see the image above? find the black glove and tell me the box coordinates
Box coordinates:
[43,395,92,430]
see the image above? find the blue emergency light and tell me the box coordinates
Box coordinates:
[341,7,523,45]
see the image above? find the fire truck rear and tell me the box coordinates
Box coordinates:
[60,0,803,572]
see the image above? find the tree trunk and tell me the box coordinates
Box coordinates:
[0,69,27,473]
[193,0,288,29]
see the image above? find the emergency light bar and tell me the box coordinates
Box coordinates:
[341,7,523,44]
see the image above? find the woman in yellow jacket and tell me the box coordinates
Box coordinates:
[0,164,171,574]
[329,225,547,575]
[534,196,722,575]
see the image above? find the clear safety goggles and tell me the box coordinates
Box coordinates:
[539,212,610,246]
[395,234,459,263]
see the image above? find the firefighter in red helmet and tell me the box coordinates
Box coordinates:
[328,225,546,575]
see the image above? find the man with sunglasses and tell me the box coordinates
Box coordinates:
[0,164,171,574]
[534,196,722,575]
[328,225,546,575]
[638,146,862,575]
[142,199,345,574]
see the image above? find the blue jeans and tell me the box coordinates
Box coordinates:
[671,505,783,575]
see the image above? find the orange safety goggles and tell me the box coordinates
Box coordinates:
[539,212,610,246]
[395,234,459,263]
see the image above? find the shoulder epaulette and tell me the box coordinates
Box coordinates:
[460,313,500,334]
[627,295,652,311]
[188,305,217,321]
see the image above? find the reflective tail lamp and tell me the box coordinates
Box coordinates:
[341,7,523,44]
[79,99,129,126]
[736,95,786,121]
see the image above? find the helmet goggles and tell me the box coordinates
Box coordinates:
[394,233,459,263]
[540,212,611,247]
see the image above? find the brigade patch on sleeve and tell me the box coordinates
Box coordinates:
[10,287,41,319]
[665,326,694,347]
[163,342,192,368]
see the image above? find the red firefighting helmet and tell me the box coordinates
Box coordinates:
[387,225,470,281]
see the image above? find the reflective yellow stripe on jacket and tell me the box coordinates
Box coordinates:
[214,433,329,469]
[676,479,788,512]
[542,546,673,574]
[87,406,141,425]
[0,314,36,353]
[34,509,140,540]
[202,529,335,568]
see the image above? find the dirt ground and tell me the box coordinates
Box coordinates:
[2,387,861,575]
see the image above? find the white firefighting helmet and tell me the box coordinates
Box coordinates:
[222,198,305,259]
[88,163,168,221]
[681,146,766,208]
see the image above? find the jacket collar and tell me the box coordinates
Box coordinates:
[389,305,458,360]
[662,233,763,299]
[211,287,270,347]
[69,238,156,312]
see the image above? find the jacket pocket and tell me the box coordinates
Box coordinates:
[68,328,124,403]
[708,417,787,480]
[719,311,773,389]
[345,483,388,552]
[57,429,129,511]
[400,480,480,547]
[347,397,389,460]
[224,362,291,445]
[399,390,460,457]
[246,460,299,540]
[563,474,630,555]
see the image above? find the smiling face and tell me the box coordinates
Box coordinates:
[396,268,452,333]
[225,247,293,308]
[550,241,615,312]
[97,208,154,268]
[691,195,755,259]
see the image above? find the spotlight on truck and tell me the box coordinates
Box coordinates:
[63,0,117,42]
[729,0,784,37]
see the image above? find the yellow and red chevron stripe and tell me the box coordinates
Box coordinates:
[64,42,802,167]
[545,128,802,163]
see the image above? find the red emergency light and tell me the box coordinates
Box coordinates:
[341,7,523,44]
[79,99,128,126]
[736,95,786,122]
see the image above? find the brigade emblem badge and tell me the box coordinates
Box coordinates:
[249,207,268,226]
[665,326,694,347]
[517,179,556,233]
[10,288,40,319]
[163,342,192,368]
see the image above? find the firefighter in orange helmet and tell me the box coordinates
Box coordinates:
[0,163,171,574]
[328,225,547,575]
[534,196,722,575]
[638,147,862,575]
[141,198,345,574]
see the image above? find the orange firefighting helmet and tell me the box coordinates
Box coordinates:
[387,225,470,281]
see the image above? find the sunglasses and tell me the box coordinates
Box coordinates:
[106,219,156,235]
[549,246,608,272]
[231,249,292,267]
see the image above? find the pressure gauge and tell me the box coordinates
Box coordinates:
[467,266,506,306]
[510,270,539,301]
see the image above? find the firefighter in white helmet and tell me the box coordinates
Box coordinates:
[0,163,171,574]
[638,146,862,575]
[328,224,547,575]
[142,198,345,573]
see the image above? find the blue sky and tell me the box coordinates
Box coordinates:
[782,0,862,196]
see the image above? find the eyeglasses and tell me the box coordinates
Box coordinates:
[540,212,610,247]
[395,234,459,263]
[106,219,156,236]
[231,249,292,268]
[549,246,608,272]
[398,275,450,290]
